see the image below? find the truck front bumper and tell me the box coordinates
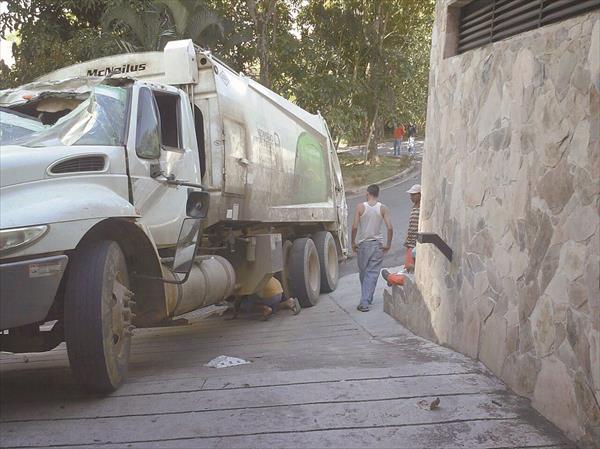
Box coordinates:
[0,255,68,330]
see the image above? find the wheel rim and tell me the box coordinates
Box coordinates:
[308,248,320,293]
[108,270,132,373]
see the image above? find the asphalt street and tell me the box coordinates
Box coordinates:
[340,139,422,278]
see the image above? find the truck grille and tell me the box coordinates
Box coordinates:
[49,156,106,174]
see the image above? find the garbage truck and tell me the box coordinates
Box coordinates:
[0,40,348,392]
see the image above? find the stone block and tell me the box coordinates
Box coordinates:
[573,370,600,447]
[589,19,600,92]
[460,307,480,359]
[479,313,508,376]
[559,240,587,282]
[565,205,598,243]
[537,159,574,215]
[539,243,561,293]
[574,166,598,207]
[383,285,438,344]
[567,119,591,168]
[589,330,600,394]
[518,280,541,322]
[533,356,584,441]
[567,309,592,377]
[568,280,588,310]
[502,351,540,397]
[530,294,556,357]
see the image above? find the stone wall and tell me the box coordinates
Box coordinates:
[397,2,600,446]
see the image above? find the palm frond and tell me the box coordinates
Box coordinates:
[184,8,224,43]
[155,0,189,36]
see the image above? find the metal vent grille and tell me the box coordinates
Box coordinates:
[50,156,106,174]
[458,0,600,54]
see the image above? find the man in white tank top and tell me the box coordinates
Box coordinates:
[351,184,394,311]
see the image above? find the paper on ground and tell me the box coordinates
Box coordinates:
[205,355,251,368]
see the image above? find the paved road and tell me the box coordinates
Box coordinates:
[0,274,570,448]
[340,138,423,278]
[341,174,422,278]
[340,138,425,158]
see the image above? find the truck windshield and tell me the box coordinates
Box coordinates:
[8,85,128,148]
[0,109,47,145]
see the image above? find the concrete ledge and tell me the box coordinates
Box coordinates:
[383,279,438,344]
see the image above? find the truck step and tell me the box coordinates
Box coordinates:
[173,304,230,324]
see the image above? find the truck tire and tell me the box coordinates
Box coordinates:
[64,240,133,393]
[313,231,339,293]
[289,238,321,307]
[275,240,293,299]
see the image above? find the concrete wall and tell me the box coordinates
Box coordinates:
[389,2,600,446]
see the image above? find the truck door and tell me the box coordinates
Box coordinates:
[223,117,247,195]
[126,84,200,247]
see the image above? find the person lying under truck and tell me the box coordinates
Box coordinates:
[230,276,301,320]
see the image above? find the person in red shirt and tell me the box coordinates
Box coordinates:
[393,124,405,156]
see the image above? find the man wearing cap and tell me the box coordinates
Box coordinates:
[351,184,394,312]
[404,184,421,267]
[380,184,421,286]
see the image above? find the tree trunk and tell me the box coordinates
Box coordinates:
[334,135,341,152]
[246,0,277,89]
[364,0,387,164]
[364,104,379,164]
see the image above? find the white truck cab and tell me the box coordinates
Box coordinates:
[0,40,347,393]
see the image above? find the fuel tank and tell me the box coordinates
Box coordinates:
[164,255,236,317]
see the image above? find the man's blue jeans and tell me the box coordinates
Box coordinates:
[393,139,402,155]
[357,240,384,307]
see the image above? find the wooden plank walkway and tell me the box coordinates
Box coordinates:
[0,273,573,448]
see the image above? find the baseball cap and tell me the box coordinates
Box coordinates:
[407,184,421,194]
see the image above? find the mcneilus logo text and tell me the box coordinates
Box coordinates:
[86,63,147,76]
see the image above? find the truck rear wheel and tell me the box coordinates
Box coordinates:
[289,238,321,307]
[313,231,339,293]
[64,240,133,393]
[276,240,293,299]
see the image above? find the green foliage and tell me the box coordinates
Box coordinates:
[0,0,228,86]
[338,153,411,189]
[0,0,122,87]
[1,0,435,153]
[101,1,172,52]
[292,0,435,158]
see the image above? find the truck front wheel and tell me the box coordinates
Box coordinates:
[64,240,133,393]
[289,238,321,307]
[313,231,339,293]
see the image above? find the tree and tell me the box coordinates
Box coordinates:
[1,0,435,159]
[0,0,228,87]
[101,1,172,52]
[293,0,435,162]
[102,0,225,52]
[0,0,122,86]
[245,0,277,87]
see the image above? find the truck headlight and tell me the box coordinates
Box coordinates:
[0,225,49,254]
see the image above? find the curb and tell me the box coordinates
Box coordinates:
[345,160,421,199]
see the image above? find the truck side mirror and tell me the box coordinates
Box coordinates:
[186,191,209,219]
[172,218,202,274]
[171,191,209,275]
